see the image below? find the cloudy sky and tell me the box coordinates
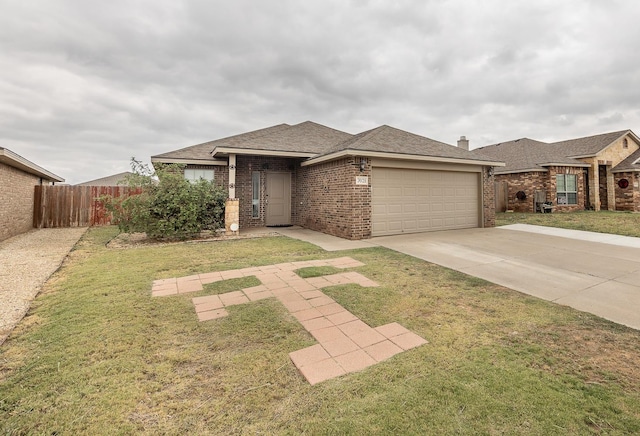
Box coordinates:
[2,1,639,184]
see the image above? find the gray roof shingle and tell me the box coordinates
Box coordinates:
[474,138,588,174]
[314,125,499,163]
[151,124,291,161]
[550,130,630,157]
[76,172,134,186]
[613,148,640,172]
[211,121,352,155]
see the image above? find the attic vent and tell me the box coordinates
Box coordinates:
[623,138,628,149]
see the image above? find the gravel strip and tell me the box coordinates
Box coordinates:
[0,227,87,345]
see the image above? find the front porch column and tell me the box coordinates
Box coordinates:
[225,199,239,236]
[225,154,239,235]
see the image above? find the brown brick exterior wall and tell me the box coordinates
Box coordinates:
[296,158,371,240]
[494,171,548,213]
[495,167,586,213]
[234,156,300,229]
[547,166,586,212]
[482,167,496,227]
[614,172,640,212]
[0,162,40,241]
[189,158,495,240]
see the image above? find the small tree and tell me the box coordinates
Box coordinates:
[102,158,227,239]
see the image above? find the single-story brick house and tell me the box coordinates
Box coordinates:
[151,121,504,240]
[474,130,640,213]
[0,147,64,241]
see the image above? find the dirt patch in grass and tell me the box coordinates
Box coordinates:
[106,229,280,249]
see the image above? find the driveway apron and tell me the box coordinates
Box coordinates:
[373,225,640,330]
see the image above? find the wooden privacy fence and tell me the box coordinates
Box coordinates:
[33,185,142,228]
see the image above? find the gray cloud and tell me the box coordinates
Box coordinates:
[1,0,639,183]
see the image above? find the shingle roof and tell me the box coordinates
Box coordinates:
[211,121,352,155]
[313,125,499,163]
[76,172,134,186]
[551,130,630,157]
[613,148,640,172]
[474,138,588,174]
[151,124,291,161]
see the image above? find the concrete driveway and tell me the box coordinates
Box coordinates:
[373,224,640,330]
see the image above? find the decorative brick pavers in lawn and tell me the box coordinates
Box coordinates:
[151,257,428,385]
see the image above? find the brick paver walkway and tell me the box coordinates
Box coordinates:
[152,257,427,385]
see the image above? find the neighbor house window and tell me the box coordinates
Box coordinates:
[556,174,577,205]
[252,171,260,218]
[184,169,214,183]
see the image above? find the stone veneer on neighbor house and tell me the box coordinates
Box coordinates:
[614,172,640,212]
[577,135,640,211]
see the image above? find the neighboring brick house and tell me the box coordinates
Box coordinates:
[151,121,503,240]
[0,147,64,241]
[474,130,640,213]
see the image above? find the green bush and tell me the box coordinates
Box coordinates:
[102,159,227,239]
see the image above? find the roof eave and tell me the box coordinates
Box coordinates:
[494,168,548,175]
[301,149,505,167]
[151,157,228,166]
[211,147,317,158]
[0,148,64,182]
[612,168,640,173]
[539,162,591,168]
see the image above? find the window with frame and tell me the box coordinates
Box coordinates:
[556,174,577,205]
[251,171,260,218]
[184,168,214,183]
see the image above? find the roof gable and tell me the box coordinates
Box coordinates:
[211,121,352,156]
[151,124,291,161]
[551,130,630,157]
[308,125,501,165]
[613,148,640,172]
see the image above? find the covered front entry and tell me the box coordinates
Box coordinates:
[265,172,292,226]
[371,167,480,237]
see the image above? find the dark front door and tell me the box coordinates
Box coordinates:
[265,172,291,226]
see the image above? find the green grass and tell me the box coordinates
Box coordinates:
[496,210,640,237]
[1,226,640,434]
[294,266,342,278]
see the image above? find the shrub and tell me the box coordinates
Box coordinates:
[102,158,227,239]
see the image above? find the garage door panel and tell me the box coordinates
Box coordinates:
[372,167,479,236]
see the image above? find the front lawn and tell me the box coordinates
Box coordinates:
[1,227,640,434]
[496,210,640,238]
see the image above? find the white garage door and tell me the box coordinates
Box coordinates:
[371,167,480,237]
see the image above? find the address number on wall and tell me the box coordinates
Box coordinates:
[355,176,369,185]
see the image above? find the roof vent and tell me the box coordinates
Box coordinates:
[457,136,469,150]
